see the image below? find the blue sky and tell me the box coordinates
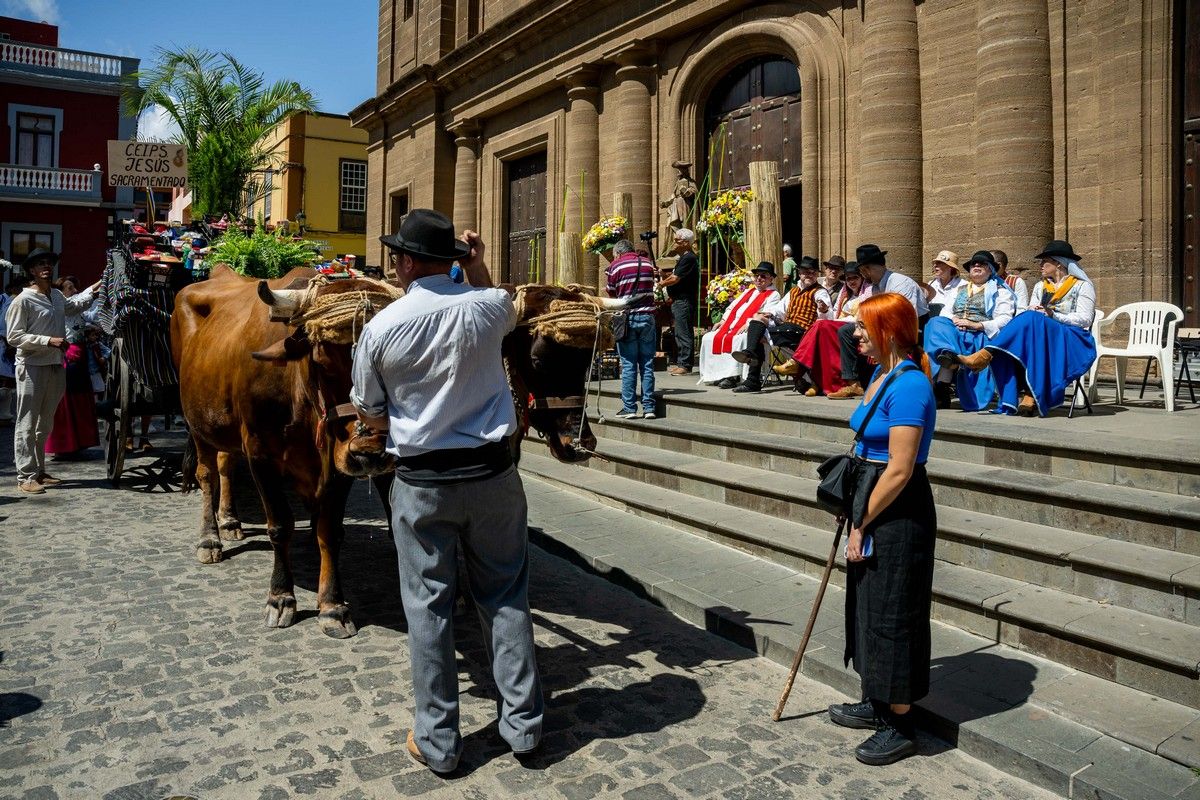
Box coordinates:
[2,0,378,133]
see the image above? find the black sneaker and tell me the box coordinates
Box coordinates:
[731,381,761,393]
[935,351,958,370]
[854,721,918,766]
[828,700,881,730]
[715,377,740,389]
[731,349,760,367]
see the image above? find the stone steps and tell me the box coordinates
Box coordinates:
[520,448,1200,712]
[520,469,1200,799]
[588,415,1200,623]
[594,379,1200,498]
[589,406,1200,554]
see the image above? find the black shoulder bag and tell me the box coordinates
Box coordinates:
[816,363,918,519]
[609,256,650,341]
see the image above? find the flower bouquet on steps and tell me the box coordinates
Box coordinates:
[582,215,629,255]
[696,188,754,246]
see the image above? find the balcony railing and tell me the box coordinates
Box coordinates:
[0,41,136,81]
[0,164,103,202]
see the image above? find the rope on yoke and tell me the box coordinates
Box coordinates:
[291,275,405,346]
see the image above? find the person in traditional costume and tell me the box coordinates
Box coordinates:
[779,261,872,395]
[829,245,930,400]
[44,276,99,458]
[821,255,847,298]
[728,258,832,393]
[958,240,1096,416]
[990,249,1030,312]
[920,250,964,318]
[829,292,937,766]
[697,261,781,388]
[924,251,1016,410]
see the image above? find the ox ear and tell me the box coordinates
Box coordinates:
[257,281,307,321]
[251,331,312,362]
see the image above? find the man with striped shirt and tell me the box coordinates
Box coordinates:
[605,240,658,418]
[731,258,831,393]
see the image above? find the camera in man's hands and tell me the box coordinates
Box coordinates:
[639,231,658,242]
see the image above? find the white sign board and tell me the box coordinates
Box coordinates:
[107,140,188,189]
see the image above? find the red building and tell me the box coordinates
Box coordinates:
[0,15,138,285]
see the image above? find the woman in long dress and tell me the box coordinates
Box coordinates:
[958,240,1096,417]
[923,250,1016,411]
[44,276,99,457]
[784,261,871,395]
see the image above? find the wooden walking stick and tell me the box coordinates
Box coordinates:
[771,518,846,722]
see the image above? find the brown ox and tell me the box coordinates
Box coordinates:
[171,267,620,638]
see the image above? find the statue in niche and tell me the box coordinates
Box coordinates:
[661,160,698,230]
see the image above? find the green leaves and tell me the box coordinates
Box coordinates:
[124,47,316,218]
[207,225,321,280]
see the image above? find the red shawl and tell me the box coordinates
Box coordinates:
[713,288,775,354]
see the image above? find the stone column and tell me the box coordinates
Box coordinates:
[975,0,1054,257]
[608,43,656,240]
[449,120,480,235]
[858,0,923,277]
[560,66,601,282]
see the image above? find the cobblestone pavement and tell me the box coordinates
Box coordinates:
[0,428,1055,800]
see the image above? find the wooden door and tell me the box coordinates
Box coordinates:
[506,152,547,285]
[706,57,802,191]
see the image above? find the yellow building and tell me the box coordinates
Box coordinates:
[245,112,370,265]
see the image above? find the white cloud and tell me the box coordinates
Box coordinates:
[0,0,61,24]
[138,105,182,143]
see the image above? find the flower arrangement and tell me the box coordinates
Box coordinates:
[696,189,754,244]
[705,268,754,323]
[582,215,628,254]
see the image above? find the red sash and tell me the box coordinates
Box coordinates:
[713,288,774,354]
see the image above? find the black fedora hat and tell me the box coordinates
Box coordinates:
[1034,240,1082,262]
[963,250,997,270]
[380,209,471,260]
[21,248,59,271]
[842,260,862,276]
[855,244,887,267]
[822,255,847,270]
[797,256,820,271]
[750,260,777,277]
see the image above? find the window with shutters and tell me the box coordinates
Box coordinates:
[16,112,56,167]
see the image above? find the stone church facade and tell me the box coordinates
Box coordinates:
[351,0,1198,324]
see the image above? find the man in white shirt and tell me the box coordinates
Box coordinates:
[350,209,542,775]
[5,250,98,493]
[828,244,929,399]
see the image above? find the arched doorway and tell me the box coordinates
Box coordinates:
[704,56,803,259]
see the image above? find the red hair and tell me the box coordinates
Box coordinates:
[856,292,931,378]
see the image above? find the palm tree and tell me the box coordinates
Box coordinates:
[124,48,316,219]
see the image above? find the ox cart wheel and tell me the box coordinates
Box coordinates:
[104,341,131,488]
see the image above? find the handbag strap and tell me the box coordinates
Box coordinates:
[852,361,918,443]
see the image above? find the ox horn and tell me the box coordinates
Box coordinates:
[592,296,630,310]
[257,281,306,321]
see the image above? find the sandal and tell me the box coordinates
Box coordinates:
[139,438,153,452]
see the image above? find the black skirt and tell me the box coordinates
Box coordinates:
[843,464,937,705]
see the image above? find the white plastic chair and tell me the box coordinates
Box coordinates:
[1086,302,1184,412]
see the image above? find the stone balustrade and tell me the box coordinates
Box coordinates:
[0,164,103,201]
[0,41,134,79]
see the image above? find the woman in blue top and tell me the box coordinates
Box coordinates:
[828,291,937,767]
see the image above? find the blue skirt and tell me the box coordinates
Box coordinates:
[985,312,1097,416]
[924,316,995,412]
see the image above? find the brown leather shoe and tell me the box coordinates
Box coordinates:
[17,480,45,495]
[667,365,691,376]
[38,473,63,486]
[958,349,993,372]
[827,382,864,399]
[1017,394,1038,417]
[773,358,801,376]
[407,730,427,766]
[804,386,818,397]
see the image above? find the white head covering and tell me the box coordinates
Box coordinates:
[1052,256,1090,283]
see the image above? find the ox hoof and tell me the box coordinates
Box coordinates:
[218,520,245,541]
[265,595,297,629]
[318,606,358,639]
[196,538,223,564]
